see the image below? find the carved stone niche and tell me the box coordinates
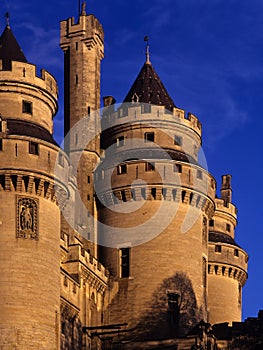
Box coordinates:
[16,196,39,240]
[61,303,82,350]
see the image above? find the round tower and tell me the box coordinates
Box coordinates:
[207,175,248,325]
[0,24,68,349]
[96,58,216,339]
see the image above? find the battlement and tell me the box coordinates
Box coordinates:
[215,198,237,218]
[208,242,248,285]
[95,160,216,217]
[102,104,202,138]
[63,244,108,289]
[0,60,58,133]
[0,60,58,99]
[60,13,104,55]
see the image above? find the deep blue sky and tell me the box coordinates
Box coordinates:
[2,0,263,320]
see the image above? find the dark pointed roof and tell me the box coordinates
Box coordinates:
[0,25,27,69]
[123,61,176,112]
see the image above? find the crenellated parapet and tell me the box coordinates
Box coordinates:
[102,104,202,138]
[0,61,58,133]
[208,242,248,284]
[95,159,215,217]
[60,13,104,58]
[61,244,108,294]
[101,104,202,167]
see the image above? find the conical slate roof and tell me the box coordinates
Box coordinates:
[123,61,176,112]
[0,25,27,69]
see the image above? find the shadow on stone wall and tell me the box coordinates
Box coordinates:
[60,307,82,350]
[133,272,204,340]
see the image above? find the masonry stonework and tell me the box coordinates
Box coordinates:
[0,4,248,350]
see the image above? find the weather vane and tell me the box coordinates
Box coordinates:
[144,36,151,64]
[5,12,10,27]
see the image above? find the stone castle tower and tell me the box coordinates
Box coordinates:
[0,23,67,348]
[0,4,248,350]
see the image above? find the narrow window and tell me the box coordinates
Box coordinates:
[197,170,203,179]
[87,175,91,183]
[215,245,222,253]
[120,248,130,278]
[0,139,2,151]
[121,190,127,202]
[116,136,125,147]
[76,42,78,51]
[144,132,155,142]
[145,162,155,171]
[117,164,127,175]
[61,321,66,335]
[22,100,32,114]
[238,284,242,305]
[174,135,182,146]
[203,257,207,288]
[209,219,214,227]
[76,74,78,84]
[58,153,64,167]
[87,195,90,201]
[167,291,180,324]
[142,104,151,113]
[29,141,39,155]
[151,188,156,199]
[234,249,239,257]
[226,223,231,232]
[174,164,182,173]
[0,119,2,132]
[87,106,91,115]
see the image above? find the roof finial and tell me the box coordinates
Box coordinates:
[81,1,86,16]
[144,36,151,64]
[5,12,10,28]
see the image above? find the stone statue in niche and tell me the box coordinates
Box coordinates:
[17,197,38,239]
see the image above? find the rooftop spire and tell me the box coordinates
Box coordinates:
[5,12,10,28]
[144,36,151,64]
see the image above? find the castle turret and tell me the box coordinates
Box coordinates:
[60,3,104,257]
[97,55,216,339]
[207,175,248,325]
[0,23,68,349]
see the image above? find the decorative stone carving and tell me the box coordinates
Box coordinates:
[17,197,38,239]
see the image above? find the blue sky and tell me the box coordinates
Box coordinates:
[2,0,263,320]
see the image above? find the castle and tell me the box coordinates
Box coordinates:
[0,4,249,350]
